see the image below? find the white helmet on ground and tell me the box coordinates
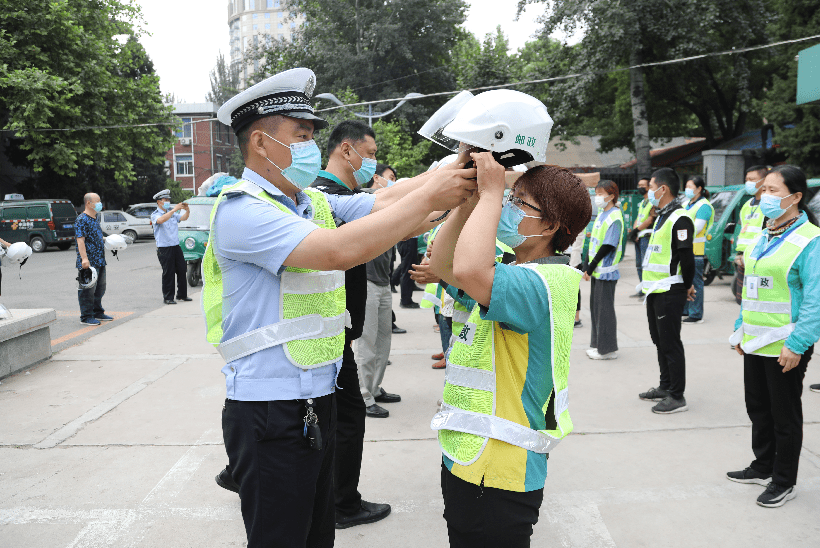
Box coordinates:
[419,89,553,167]
[1,242,32,266]
[77,267,98,290]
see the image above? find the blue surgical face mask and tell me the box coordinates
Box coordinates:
[684,188,695,199]
[496,200,545,249]
[163,202,173,211]
[759,193,794,220]
[262,132,322,190]
[347,144,377,187]
[745,179,760,195]
[647,187,663,207]
[94,202,103,213]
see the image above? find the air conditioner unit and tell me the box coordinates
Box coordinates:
[179,137,192,145]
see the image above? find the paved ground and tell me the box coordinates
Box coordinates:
[1,238,184,353]
[1,247,819,547]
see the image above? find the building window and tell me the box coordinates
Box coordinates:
[175,117,192,138]
[264,12,270,18]
[176,155,193,176]
[265,23,270,30]
[290,21,296,28]
[216,155,224,173]
[244,0,253,10]
[278,11,284,17]
[253,24,258,30]
[266,0,273,6]
[278,22,283,29]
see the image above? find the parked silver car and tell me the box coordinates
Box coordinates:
[99,210,153,241]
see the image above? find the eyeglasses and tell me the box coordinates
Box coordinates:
[503,193,542,213]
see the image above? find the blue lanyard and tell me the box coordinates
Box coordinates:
[751,221,802,271]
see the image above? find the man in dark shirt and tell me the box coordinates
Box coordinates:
[309,120,391,529]
[75,193,113,326]
[637,168,696,414]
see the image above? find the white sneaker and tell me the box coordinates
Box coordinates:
[590,351,618,360]
[586,348,600,359]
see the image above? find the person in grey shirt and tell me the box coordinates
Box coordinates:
[356,179,402,417]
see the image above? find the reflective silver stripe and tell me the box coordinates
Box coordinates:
[785,232,810,248]
[445,362,494,392]
[693,237,706,243]
[280,270,344,295]
[642,263,671,274]
[636,275,684,302]
[638,228,652,238]
[555,387,569,415]
[431,406,562,454]
[744,226,763,234]
[452,309,471,324]
[741,300,791,314]
[422,293,441,307]
[595,264,619,274]
[740,322,795,354]
[218,313,345,364]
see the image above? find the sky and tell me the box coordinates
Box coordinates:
[135,0,576,103]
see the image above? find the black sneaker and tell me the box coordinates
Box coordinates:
[810,384,820,393]
[574,320,582,328]
[215,465,239,494]
[726,467,772,486]
[639,387,670,402]
[652,396,688,414]
[399,301,420,309]
[682,317,704,324]
[757,482,796,508]
[335,500,391,529]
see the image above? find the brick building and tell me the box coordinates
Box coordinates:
[166,103,236,193]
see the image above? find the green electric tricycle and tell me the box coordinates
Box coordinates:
[178,196,218,287]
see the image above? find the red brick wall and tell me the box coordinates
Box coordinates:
[166,115,236,192]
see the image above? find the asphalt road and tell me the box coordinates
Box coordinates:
[1,237,202,353]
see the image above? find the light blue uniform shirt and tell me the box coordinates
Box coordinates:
[594,207,623,281]
[150,208,182,247]
[214,167,376,401]
[734,212,820,355]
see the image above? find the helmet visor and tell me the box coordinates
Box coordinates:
[417,90,475,152]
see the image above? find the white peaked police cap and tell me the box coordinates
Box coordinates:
[217,67,328,135]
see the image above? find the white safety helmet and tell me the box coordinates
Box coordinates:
[0,303,11,320]
[419,89,553,167]
[1,242,32,266]
[77,267,98,290]
[105,234,129,251]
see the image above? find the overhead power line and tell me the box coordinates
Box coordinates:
[4,33,819,133]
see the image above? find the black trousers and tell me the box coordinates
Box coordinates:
[441,464,543,548]
[157,245,187,301]
[590,278,618,355]
[222,396,336,548]
[744,345,813,488]
[646,291,687,399]
[334,342,366,515]
[392,238,418,305]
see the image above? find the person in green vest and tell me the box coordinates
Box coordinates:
[637,167,696,414]
[682,176,714,323]
[428,155,591,547]
[582,179,624,360]
[727,165,820,508]
[735,165,770,290]
[205,68,478,546]
[629,177,655,298]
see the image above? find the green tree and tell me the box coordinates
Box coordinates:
[520,0,775,177]
[453,27,514,90]
[0,0,176,202]
[206,52,241,106]
[757,0,820,176]
[372,119,431,177]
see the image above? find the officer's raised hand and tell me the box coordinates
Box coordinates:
[423,166,477,212]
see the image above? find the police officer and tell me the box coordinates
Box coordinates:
[150,189,190,304]
[205,68,476,547]
[637,168,696,414]
[728,165,820,508]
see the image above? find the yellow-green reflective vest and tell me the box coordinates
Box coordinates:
[636,200,654,238]
[730,222,820,356]
[430,263,581,464]
[736,199,765,252]
[685,198,715,256]
[587,207,624,279]
[638,209,687,295]
[202,180,346,368]
[421,282,443,310]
